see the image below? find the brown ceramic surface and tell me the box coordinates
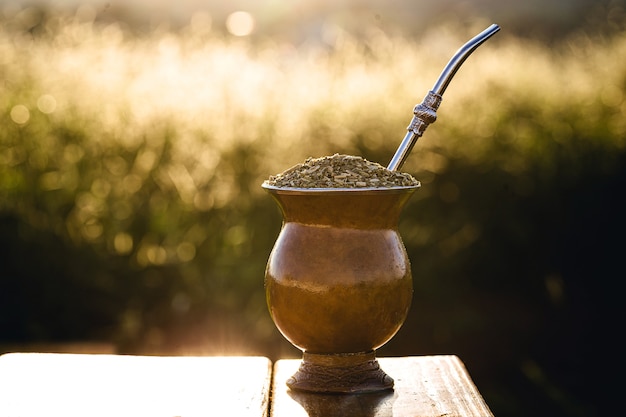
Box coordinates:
[263,185,418,355]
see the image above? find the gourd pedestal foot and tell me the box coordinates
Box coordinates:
[286,351,394,394]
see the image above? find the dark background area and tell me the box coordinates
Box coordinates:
[2,1,626,416]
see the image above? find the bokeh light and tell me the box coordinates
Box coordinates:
[37,94,57,114]
[10,105,30,124]
[226,11,255,36]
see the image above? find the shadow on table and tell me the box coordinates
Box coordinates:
[288,389,396,417]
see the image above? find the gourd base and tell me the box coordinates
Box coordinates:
[286,351,394,394]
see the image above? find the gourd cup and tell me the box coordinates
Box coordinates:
[263,184,419,393]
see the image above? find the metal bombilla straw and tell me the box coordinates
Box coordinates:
[387,24,501,171]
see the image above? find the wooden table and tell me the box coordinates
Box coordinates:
[0,353,272,417]
[0,353,492,417]
[271,355,494,417]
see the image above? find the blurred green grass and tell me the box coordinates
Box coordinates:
[2,8,626,417]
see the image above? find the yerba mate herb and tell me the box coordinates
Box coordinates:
[265,154,419,188]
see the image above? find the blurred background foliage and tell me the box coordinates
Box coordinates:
[2,1,626,416]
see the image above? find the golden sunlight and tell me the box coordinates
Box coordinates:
[0,353,271,417]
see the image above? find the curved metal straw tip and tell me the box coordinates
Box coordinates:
[432,23,501,96]
[387,23,500,171]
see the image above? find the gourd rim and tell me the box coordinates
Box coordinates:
[262,182,420,195]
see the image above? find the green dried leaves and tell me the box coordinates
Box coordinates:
[265,154,419,188]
